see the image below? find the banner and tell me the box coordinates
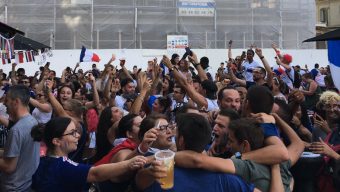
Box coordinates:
[178,0,215,17]
[167,35,188,50]
[328,40,340,91]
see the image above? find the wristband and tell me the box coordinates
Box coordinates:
[259,56,264,60]
[137,144,147,155]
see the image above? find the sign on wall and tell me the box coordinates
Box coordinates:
[178,0,215,17]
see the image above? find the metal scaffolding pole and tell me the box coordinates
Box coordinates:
[91,0,94,49]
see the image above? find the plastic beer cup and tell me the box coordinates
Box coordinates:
[154,150,175,189]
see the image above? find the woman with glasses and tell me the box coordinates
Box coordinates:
[137,113,176,156]
[31,117,147,192]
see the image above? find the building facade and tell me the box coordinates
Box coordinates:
[315,0,340,48]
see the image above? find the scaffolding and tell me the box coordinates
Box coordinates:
[0,0,316,49]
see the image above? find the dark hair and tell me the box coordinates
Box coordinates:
[218,109,240,121]
[255,66,267,77]
[200,57,209,70]
[217,86,236,101]
[246,85,274,114]
[314,63,319,69]
[174,85,186,95]
[138,114,168,141]
[247,49,255,55]
[201,80,217,100]
[163,78,174,94]
[156,96,172,114]
[274,98,293,123]
[57,84,75,101]
[120,78,134,88]
[116,114,138,138]
[174,103,198,115]
[228,118,264,151]
[31,117,72,151]
[176,113,212,152]
[302,72,313,80]
[7,85,30,106]
[94,107,114,161]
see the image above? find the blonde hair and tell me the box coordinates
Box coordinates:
[319,91,340,105]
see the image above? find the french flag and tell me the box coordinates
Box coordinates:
[80,46,100,63]
[328,40,340,91]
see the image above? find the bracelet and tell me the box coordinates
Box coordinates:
[137,144,147,155]
[260,56,265,60]
[193,63,201,68]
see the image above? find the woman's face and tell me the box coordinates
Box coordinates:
[111,107,123,123]
[74,88,83,100]
[59,121,80,154]
[60,87,73,104]
[162,79,169,92]
[153,118,175,150]
[152,99,163,113]
[324,100,340,120]
[128,116,143,142]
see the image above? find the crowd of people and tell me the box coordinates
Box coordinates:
[0,42,339,192]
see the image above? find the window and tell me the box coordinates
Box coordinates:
[320,8,328,23]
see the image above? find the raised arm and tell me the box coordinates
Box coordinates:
[10,63,18,85]
[228,40,233,60]
[228,66,246,87]
[163,55,208,109]
[120,60,134,81]
[130,74,151,115]
[188,52,208,81]
[45,80,68,118]
[29,98,52,113]
[255,47,273,88]
[72,62,80,74]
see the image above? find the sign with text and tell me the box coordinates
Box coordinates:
[178,0,215,17]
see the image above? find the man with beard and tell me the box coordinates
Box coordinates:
[115,78,137,109]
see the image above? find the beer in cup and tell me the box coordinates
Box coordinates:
[154,150,175,189]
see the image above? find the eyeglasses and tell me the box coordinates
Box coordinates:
[158,123,177,134]
[62,129,81,138]
[273,77,280,85]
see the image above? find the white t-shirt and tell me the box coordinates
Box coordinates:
[206,98,219,111]
[242,60,261,82]
[315,74,326,87]
[32,107,52,124]
[115,95,126,109]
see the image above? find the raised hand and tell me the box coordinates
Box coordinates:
[255,47,263,57]
[139,128,159,153]
[188,51,199,65]
[162,55,172,68]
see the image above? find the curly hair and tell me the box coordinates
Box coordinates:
[319,91,340,105]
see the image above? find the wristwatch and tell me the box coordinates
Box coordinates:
[235,152,242,159]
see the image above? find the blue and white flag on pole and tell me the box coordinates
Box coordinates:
[328,40,340,91]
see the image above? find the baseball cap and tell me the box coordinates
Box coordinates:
[282,54,292,64]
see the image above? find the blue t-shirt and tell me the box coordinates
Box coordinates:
[260,123,280,138]
[32,156,91,192]
[145,167,254,192]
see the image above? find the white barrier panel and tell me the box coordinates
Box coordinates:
[1,49,328,77]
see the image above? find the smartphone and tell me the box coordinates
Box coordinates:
[185,47,193,56]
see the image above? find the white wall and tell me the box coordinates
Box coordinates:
[1,49,328,77]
